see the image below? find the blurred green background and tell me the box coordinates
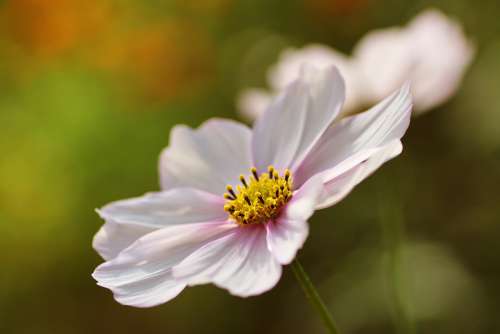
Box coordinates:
[0,0,499,333]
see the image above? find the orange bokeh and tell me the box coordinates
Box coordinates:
[0,0,214,102]
[1,0,111,58]
[91,20,214,102]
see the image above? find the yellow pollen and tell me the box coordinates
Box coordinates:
[224,166,293,225]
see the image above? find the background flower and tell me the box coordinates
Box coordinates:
[238,8,474,119]
[355,9,475,114]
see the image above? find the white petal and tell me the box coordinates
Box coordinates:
[269,45,350,90]
[353,27,413,104]
[268,44,364,113]
[317,140,403,209]
[252,65,345,172]
[93,219,155,261]
[171,231,243,285]
[353,9,474,114]
[283,175,324,222]
[174,225,282,297]
[110,273,186,308]
[98,188,227,228]
[237,88,273,121]
[265,176,323,264]
[159,119,253,195]
[406,9,475,113]
[265,219,308,265]
[294,83,412,187]
[93,222,237,307]
[216,226,282,297]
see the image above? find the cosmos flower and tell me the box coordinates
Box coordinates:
[238,9,473,120]
[355,9,475,114]
[238,46,363,121]
[92,64,412,307]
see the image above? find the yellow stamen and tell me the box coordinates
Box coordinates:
[251,167,259,181]
[224,166,293,226]
[239,175,248,188]
[226,185,236,197]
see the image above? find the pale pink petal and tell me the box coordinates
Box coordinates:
[215,226,282,297]
[98,188,227,228]
[265,219,307,265]
[283,175,325,222]
[268,44,364,113]
[93,188,227,262]
[353,9,473,114]
[251,80,308,172]
[252,65,345,172]
[93,219,155,261]
[237,88,273,121]
[159,119,253,195]
[171,231,244,285]
[353,27,413,104]
[94,223,233,287]
[406,9,474,113]
[266,176,324,264]
[92,222,237,307]
[316,140,403,209]
[294,83,412,188]
[268,45,349,90]
[173,225,282,297]
[110,273,186,308]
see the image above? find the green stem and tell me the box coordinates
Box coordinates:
[291,259,341,334]
[378,188,416,334]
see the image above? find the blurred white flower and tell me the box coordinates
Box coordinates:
[92,65,412,307]
[238,45,363,120]
[237,88,273,121]
[238,8,474,120]
[356,9,475,114]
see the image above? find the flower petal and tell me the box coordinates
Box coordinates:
[252,65,345,172]
[93,219,155,261]
[353,9,473,114]
[98,188,227,228]
[213,226,282,297]
[173,225,282,297]
[237,88,273,121]
[109,272,186,308]
[266,219,307,265]
[159,119,253,195]
[317,140,403,209]
[170,231,244,285]
[353,27,413,104]
[405,9,475,113]
[294,83,412,188]
[268,44,364,113]
[92,221,237,307]
[266,176,324,264]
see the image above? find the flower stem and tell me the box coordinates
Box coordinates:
[291,259,341,334]
[378,183,417,334]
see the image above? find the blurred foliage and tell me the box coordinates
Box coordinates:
[0,0,499,333]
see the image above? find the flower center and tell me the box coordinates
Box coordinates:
[224,166,293,225]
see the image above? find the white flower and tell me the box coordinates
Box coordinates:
[238,45,364,121]
[237,88,273,121]
[238,8,473,119]
[92,65,412,307]
[356,9,475,114]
